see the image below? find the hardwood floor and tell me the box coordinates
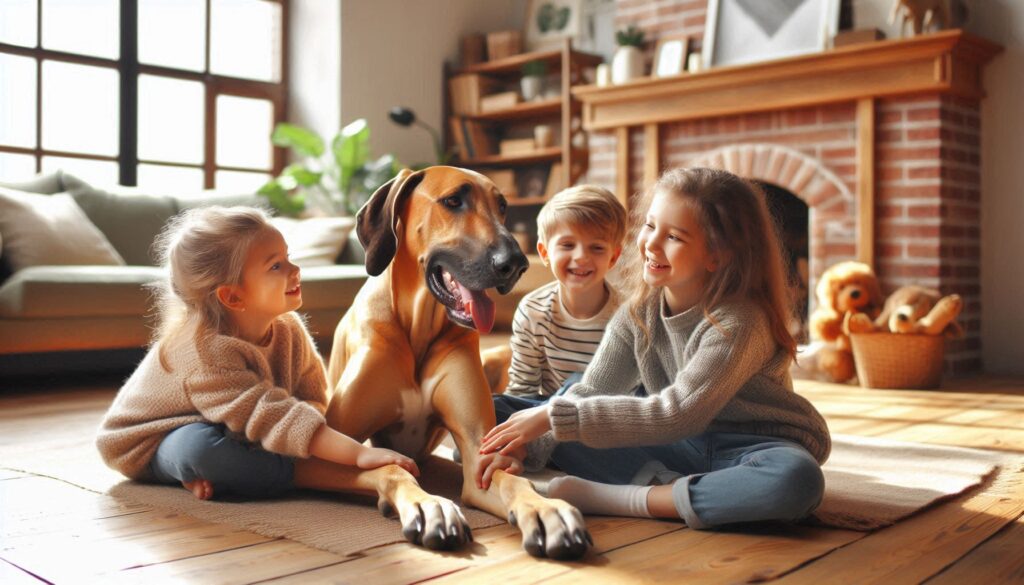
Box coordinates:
[2,374,1023,584]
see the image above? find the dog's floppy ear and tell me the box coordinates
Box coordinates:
[356,168,425,276]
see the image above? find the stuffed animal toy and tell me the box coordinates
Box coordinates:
[847,285,963,336]
[889,0,968,37]
[808,261,884,383]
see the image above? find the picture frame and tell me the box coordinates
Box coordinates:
[703,0,841,69]
[652,35,691,78]
[524,0,583,51]
[516,165,552,200]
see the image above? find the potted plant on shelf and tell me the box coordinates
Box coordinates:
[260,119,401,217]
[520,60,547,101]
[612,25,645,85]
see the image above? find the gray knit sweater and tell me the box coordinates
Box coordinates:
[525,294,831,470]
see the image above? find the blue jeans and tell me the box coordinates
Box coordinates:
[493,372,584,425]
[550,432,825,529]
[149,422,295,498]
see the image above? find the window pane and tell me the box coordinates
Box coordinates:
[0,0,38,47]
[138,163,204,193]
[41,61,119,156]
[139,0,205,72]
[216,169,270,193]
[216,95,272,169]
[211,0,281,82]
[0,54,36,148]
[41,0,119,59]
[0,153,37,181]
[41,156,118,186]
[139,75,204,164]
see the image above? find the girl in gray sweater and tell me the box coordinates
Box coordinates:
[478,168,831,528]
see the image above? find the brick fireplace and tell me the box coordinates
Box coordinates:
[574,9,1000,374]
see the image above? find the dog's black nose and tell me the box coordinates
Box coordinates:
[850,290,861,299]
[492,240,529,293]
[898,314,909,322]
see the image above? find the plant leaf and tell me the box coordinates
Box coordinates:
[283,163,322,186]
[257,178,306,216]
[271,123,324,158]
[333,119,370,193]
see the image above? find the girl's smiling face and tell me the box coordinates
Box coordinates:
[637,190,719,314]
[235,227,303,320]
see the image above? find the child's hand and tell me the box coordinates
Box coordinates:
[356,447,420,476]
[475,449,524,490]
[479,405,551,456]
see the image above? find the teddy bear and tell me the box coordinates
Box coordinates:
[846,285,963,337]
[807,261,885,383]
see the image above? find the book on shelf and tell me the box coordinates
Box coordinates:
[449,117,495,160]
[448,74,498,115]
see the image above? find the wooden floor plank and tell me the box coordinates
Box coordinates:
[925,515,1024,584]
[98,539,348,584]
[774,477,1024,583]
[0,559,46,584]
[268,517,682,585]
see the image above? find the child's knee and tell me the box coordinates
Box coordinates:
[771,450,825,519]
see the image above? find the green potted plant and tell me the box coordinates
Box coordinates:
[520,60,547,101]
[260,119,401,217]
[612,25,645,84]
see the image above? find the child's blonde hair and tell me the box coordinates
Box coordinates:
[149,206,274,371]
[623,167,796,357]
[536,185,627,247]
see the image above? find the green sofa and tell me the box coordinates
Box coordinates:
[0,171,549,375]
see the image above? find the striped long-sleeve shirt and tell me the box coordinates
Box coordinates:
[505,281,621,397]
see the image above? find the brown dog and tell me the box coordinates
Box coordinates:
[318,166,590,559]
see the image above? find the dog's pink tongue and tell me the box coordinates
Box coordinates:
[456,282,495,334]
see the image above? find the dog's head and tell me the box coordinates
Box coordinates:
[356,166,528,333]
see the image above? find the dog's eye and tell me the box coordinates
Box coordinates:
[442,195,462,209]
[497,197,507,214]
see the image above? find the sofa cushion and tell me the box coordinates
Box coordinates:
[0,170,68,195]
[0,265,164,319]
[271,216,357,268]
[174,191,263,210]
[0,186,127,271]
[61,174,179,266]
[291,265,368,311]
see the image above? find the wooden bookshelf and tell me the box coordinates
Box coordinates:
[456,48,603,77]
[459,146,563,167]
[468,98,562,122]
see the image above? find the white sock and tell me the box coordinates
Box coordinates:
[547,476,653,518]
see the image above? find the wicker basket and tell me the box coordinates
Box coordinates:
[850,332,946,389]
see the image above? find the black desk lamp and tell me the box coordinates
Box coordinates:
[388,106,449,164]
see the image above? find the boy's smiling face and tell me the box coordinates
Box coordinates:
[538,222,621,298]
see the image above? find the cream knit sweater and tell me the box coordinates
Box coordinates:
[526,295,831,470]
[96,312,329,480]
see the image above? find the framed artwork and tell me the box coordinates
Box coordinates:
[703,0,841,69]
[652,35,691,78]
[525,0,583,51]
[516,165,552,200]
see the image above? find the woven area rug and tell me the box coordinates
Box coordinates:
[1,425,1017,556]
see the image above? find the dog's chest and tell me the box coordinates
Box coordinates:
[375,374,443,457]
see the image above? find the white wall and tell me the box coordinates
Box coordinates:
[288,1,341,144]
[340,0,526,167]
[967,1,1024,374]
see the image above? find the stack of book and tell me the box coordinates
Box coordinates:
[449,117,495,160]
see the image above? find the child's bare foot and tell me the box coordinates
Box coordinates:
[183,479,213,500]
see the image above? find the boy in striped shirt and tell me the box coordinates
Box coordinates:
[494,185,627,424]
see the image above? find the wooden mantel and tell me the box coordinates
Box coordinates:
[573,30,1001,131]
[573,30,1001,267]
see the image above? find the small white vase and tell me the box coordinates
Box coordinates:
[611,45,644,84]
[520,76,542,101]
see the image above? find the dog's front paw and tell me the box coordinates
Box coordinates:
[511,496,591,560]
[384,493,472,550]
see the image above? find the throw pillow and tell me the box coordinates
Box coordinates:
[270,216,356,268]
[0,186,126,271]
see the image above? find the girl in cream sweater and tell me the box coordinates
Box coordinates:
[97,206,417,500]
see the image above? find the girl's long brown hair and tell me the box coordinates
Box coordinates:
[621,167,797,357]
